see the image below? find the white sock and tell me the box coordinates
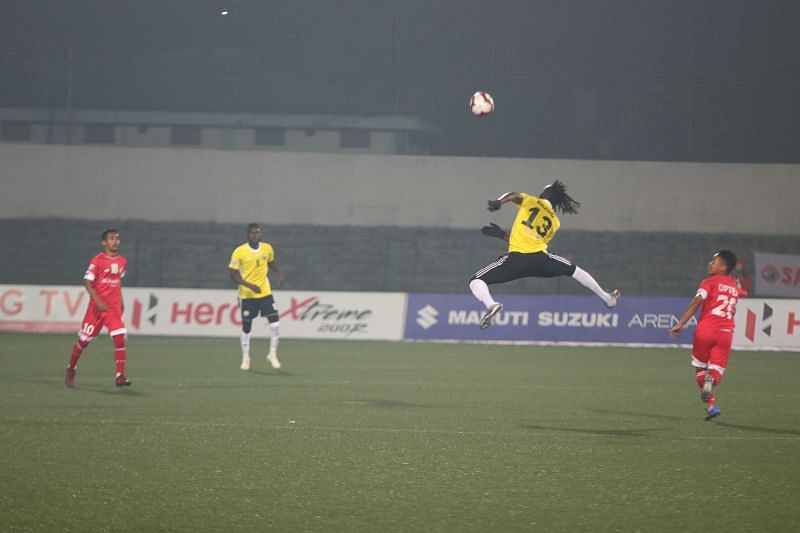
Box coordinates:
[269,322,280,354]
[469,279,498,309]
[572,266,612,305]
[240,332,250,358]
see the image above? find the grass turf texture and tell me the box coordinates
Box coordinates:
[1,333,798,532]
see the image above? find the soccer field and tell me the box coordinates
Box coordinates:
[1,333,798,532]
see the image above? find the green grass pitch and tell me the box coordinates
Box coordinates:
[1,332,798,532]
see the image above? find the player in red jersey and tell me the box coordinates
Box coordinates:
[65,229,131,387]
[669,250,739,421]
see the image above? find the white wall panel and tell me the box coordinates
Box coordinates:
[1,143,798,233]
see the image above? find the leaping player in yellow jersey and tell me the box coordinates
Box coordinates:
[229,223,285,370]
[470,181,620,329]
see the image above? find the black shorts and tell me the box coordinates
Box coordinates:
[470,251,577,285]
[240,295,280,323]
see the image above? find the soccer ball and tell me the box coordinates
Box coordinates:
[469,91,494,116]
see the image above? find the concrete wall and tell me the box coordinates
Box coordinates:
[1,143,799,234]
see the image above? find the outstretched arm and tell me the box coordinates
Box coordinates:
[669,296,703,337]
[481,223,509,241]
[487,192,523,211]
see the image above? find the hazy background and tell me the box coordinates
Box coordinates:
[2,0,799,162]
[1,0,799,296]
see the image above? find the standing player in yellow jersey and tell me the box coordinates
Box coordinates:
[228,223,285,370]
[470,181,620,329]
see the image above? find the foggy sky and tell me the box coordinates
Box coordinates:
[1,0,798,162]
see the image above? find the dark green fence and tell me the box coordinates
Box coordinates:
[1,218,797,297]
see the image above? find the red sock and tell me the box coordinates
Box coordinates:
[68,339,90,369]
[707,370,722,408]
[113,334,126,376]
[695,369,707,389]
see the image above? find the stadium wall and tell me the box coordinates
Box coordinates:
[2,143,799,234]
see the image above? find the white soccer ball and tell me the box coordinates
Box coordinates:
[469,91,494,116]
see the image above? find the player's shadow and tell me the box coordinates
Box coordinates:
[587,408,684,421]
[712,421,800,437]
[8,377,69,386]
[250,369,294,377]
[179,381,289,389]
[74,386,146,397]
[11,378,145,397]
[522,423,663,438]
[345,399,447,409]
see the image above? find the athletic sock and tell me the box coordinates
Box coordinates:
[572,266,612,305]
[269,322,280,354]
[112,334,126,376]
[469,279,498,309]
[695,368,707,389]
[68,339,90,369]
[240,332,251,357]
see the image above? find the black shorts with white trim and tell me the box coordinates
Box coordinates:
[470,251,576,285]
[239,295,280,323]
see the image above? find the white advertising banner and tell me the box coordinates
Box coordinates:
[753,251,800,298]
[733,298,800,351]
[0,285,407,341]
[3,285,798,350]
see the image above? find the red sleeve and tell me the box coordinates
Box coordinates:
[84,257,99,281]
[696,278,713,299]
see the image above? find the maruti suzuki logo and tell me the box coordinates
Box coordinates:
[416,305,439,329]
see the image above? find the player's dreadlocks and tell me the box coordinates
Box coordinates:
[541,180,580,215]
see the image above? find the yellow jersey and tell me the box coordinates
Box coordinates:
[508,193,561,253]
[228,242,275,299]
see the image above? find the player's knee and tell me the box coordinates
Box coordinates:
[112,334,125,348]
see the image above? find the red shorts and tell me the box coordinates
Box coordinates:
[691,326,733,373]
[78,306,126,340]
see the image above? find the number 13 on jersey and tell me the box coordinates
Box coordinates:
[521,207,554,238]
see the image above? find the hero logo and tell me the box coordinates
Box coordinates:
[539,311,618,328]
[416,305,439,329]
[280,296,373,335]
[449,310,529,326]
